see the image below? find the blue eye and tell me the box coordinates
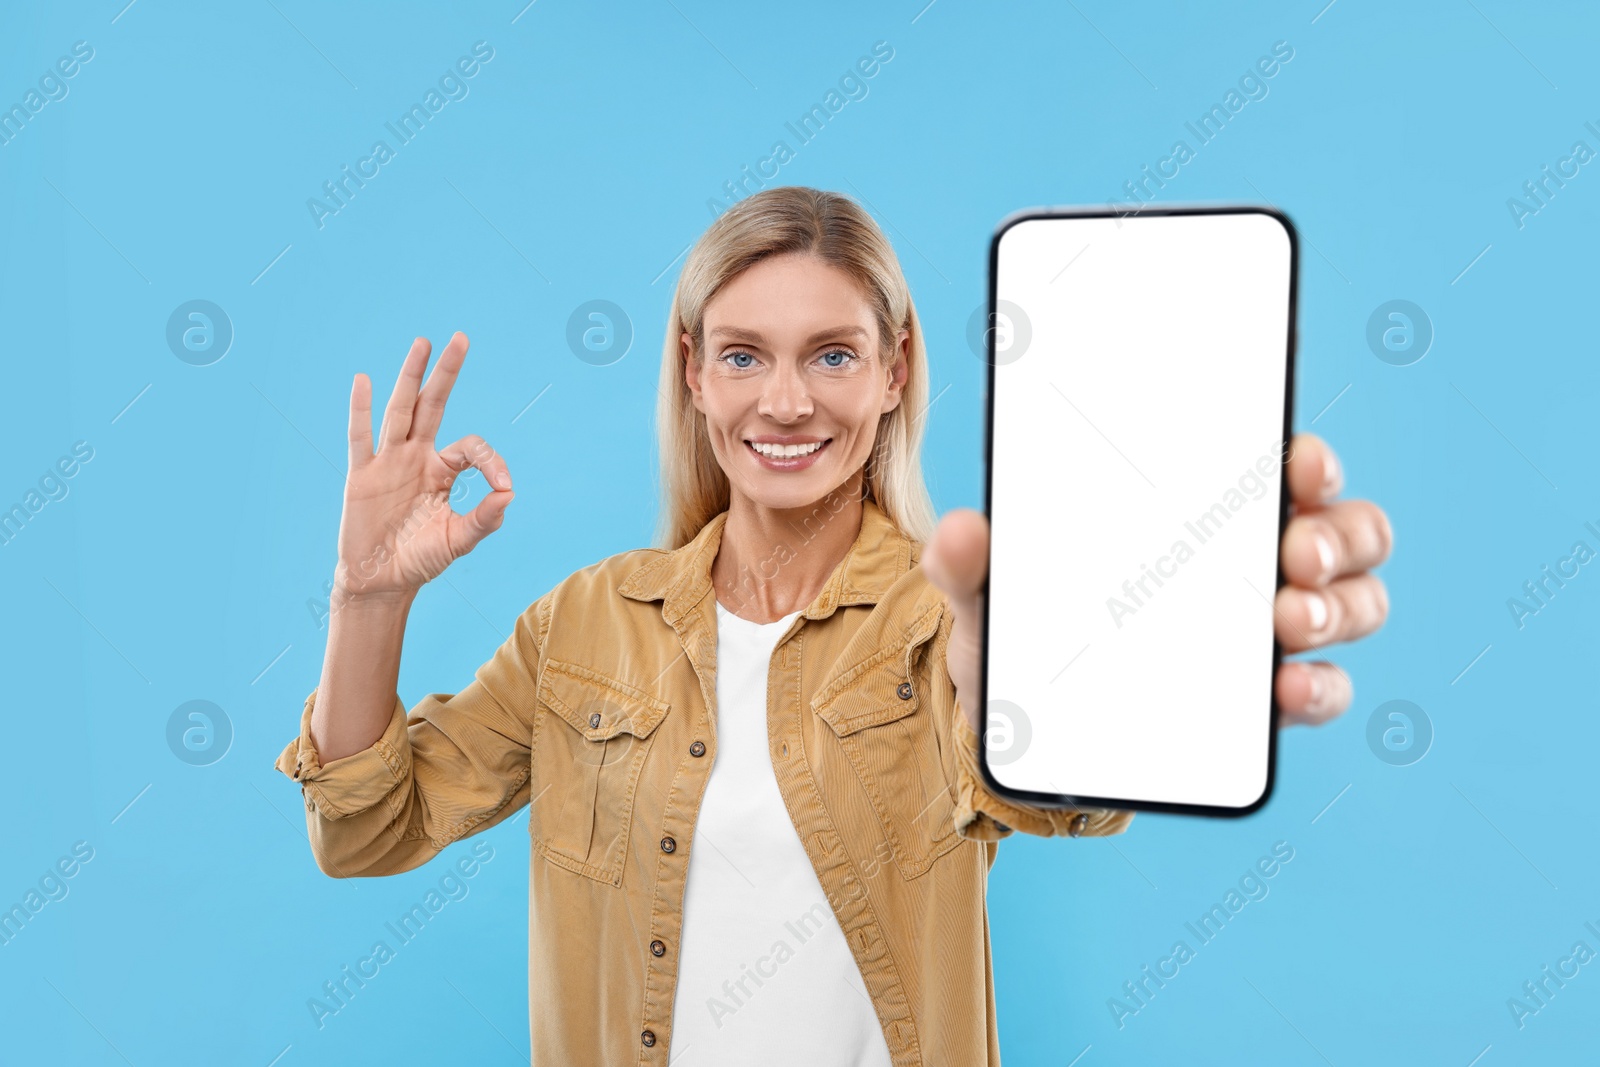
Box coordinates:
[721,348,855,369]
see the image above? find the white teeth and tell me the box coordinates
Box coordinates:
[750,440,825,458]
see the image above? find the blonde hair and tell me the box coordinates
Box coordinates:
[653,186,938,550]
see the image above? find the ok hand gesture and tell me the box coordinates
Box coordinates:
[333,332,515,608]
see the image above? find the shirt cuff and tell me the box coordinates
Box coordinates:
[273,688,411,820]
[950,705,1134,841]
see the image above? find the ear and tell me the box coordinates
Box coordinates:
[881,328,910,415]
[682,332,705,413]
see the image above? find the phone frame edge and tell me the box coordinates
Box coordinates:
[975,202,1301,821]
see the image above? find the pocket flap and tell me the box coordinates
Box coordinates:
[812,605,942,737]
[539,660,670,742]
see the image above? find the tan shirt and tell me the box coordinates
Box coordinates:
[274,496,1133,1064]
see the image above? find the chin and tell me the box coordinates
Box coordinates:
[739,479,828,511]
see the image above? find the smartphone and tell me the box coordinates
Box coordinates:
[978,205,1297,817]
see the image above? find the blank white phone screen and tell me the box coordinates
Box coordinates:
[985,211,1293,811]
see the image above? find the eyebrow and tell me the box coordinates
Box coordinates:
[707,325,869,346]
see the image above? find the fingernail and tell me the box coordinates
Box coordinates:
[1307,667,1327,709]
[498,472,511,490]
[1321,451,1341,498]
[1303,591,1328,632]
[1314,532,1336,582]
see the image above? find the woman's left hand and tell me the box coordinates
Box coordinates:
[923,432,1392,732]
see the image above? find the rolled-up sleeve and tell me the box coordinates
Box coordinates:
[273,590,551,878]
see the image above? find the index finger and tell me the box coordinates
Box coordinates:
[348,372,373,470]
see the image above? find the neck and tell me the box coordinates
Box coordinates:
[712,470,867,623]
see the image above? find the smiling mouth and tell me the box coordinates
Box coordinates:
[745,438,831,459]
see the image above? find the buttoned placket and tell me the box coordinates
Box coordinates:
[638,590,819,1061]
[640,570,767,1059]
[621,503,926,1065]
[761,610,921,1064]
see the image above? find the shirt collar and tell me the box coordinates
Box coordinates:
[618,496,916,626]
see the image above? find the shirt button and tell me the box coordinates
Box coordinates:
[1069,813,1090,837]
[650,939,666,957]
[589,712,602,728]
[293,761,301,779]
[897,681,913,700]
[689,740,706,757]
[641,1029,656,1047]
[660,836,676,854]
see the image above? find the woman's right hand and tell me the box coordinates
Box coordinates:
[332,332,514,607]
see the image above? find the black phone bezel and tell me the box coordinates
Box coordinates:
[976,203,1300,820]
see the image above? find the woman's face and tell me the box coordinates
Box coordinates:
[684,252,908,512]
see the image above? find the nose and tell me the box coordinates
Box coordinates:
[757,360,812,423]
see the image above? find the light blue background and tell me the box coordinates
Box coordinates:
[2,1,1595,1064]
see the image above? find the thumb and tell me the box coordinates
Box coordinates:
[923,508,989,607]
[448,489,514,558]
[924,508,989,730]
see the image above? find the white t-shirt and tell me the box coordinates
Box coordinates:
[668,601,894,1066]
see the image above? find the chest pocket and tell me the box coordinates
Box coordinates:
[530,660,669,886]
[812,605,962,880]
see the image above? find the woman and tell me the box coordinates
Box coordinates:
[275,186,1392,1064]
